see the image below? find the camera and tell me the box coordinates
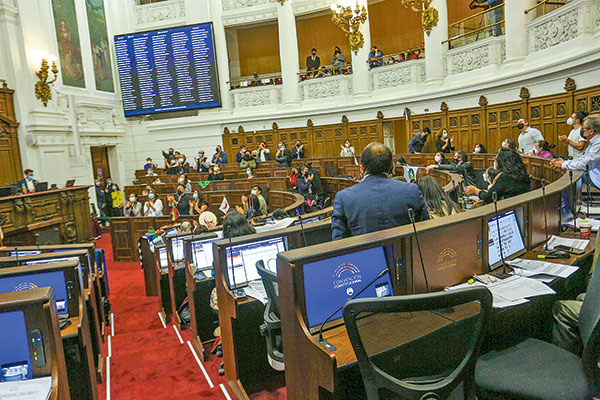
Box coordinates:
[469,0,488,10]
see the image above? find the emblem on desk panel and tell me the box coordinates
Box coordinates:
[436,248,458,271]
[332,262,362,290]
[14,282,39,292]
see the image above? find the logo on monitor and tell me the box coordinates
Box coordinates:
[332,262,362,290]
[14,282,39,292]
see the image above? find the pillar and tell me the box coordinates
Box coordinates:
[351,0,371,97]
[424,0,448,85]
[504,0,536,65]
[277,0,300,105]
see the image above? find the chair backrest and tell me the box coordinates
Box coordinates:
[343,287,492,400]
[256,260,280,317]
[579,256,600,393]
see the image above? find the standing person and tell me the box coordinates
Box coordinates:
[194,150,211,172]
[104,177,113,217]
[516,118,544,153]
[332,46,346,74]
[340,139,355,157]
[368,46,383,69]
[257,142,270,162]
[435,128,455,154]
[168,184,191,215]
[143,190,163,216]
[306,48,320,77]
[426,151,478,187]
[236,146,246,163]
[144,158,157,170]
[408,128,430,154]
[110,183,125,217]
[559,111,588,159]
[288,167,298,189]
[177,174,192,192]
[16,169,38,193]
[124,193,142,217]
[94,179,108,224]
[275,141,292,168]
[211,145,228,164]
[207,165,224,181]
[331,142,429,240]
[296,165,313,198]
[292,141,305,160]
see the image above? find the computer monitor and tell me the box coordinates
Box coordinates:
[190,238,220,270]
[225,237,287,289]
[0,271,69,316]
[0,310,33,381]
[9,251,41,257]
[487,210,526,268]
[158,247,168,269]
[294,216,321,226]
[23,257,84,276]
[167,228,179,236]
[170,237,184,263]
[303,246,393,331]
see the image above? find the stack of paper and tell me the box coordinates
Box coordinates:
[0,376,52,400]
[507,258,579,283]
[577,205,600,215]
[566,218,600,232]
[255,218,296,233]
[546,235,589,251]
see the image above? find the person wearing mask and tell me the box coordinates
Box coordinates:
[288,167,298,189]
[240,150,257,170]
[189,190,209,215]
[517,118,544,153]
[340,139,355,157]
[236,146,246,163]
[464,148,531,203]
[474,143,487,153]
[275,141,292,168]
[305,163,324,206]
[551,114,600,189]
[104,177,113,217]
[527,140,554,158]
[177,155,190,174]
[168,184,191,215]
[207,165,224,181]
[195,150,211,172]
[124,193,142,217]
[292,141,305,160]
[331,142,429,240]
[251,185,268,216]
[306,48,321,77]
[501,137,517,151]
[245,167,255,179]
[368,46,383,69]
[146,167,157,177]
[257,142,270,162]
[162,148,175,162]
[434,152,450,166]
[211,145,228,164]
[16,169,38,193]
[110,183,125,216]
[408,128,430,154]
[296,165,314,198]
[144,158,157,170]
[143,190,163,216]
[164,155,177,175]
[236,192,263,220]
[94,179,108,224]
[435,128,455,154]
[177,174,192,192]
[153,177,164,185]
[483,167,500,190]
[559,111,587,159]
[426,150,478,187]
[332,46,345,74]
[417,176,462,219]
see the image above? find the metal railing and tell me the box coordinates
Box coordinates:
[524,0,568,19]
[365,46,425,68]
[444,3,505,49]
[227,72,283,90]
[297,63,353,81]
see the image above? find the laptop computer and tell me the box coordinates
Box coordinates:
[65,179,75,187]
[0,186,16,197]
[35,182,48,192]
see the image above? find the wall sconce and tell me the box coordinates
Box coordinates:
[35,58,59,107]
[276,0,286,4]
[401,0,439,36]
[331,1,368,55]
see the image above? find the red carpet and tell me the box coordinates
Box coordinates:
[95,233,287,399]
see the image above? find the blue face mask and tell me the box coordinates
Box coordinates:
[246,170,252,176]
[251,189,257,196]
[27,175,34,181]
[107,180,112,185]
[442,133,448,139]
[96,182,100,186]
[192,193,198,200]
[112,186,116,191]
[148,193,154,200]
[501,142,508,149]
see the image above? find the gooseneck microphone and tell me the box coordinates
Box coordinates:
[586,164,591,219]
[408,208,430,293]
[541,179,549,251]
[317,266,389,351]
[569,171,576,230]
[14,247,19,264]
[298,214,308,247]
[492,192,508,275]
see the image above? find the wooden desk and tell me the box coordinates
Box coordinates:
[185,264,218,358]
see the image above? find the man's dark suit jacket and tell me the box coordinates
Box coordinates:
[306,55,320,70]
[331,174,429,240]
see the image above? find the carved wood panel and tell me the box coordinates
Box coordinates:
[0,85,22,187]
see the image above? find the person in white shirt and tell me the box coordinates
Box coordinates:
[257,142,270,162]
[143,190,163,216]
[516,118,544,153]
[16,169,38,193]
[340,139,355,157]
[559,111,587,159]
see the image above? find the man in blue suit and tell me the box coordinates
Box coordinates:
[331,142,429,240]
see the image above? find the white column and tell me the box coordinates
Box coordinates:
[277,0,300,105]
[209,0,231,109]
[351,0,371,97]
[504,0,536,65]
[424,0,448,85]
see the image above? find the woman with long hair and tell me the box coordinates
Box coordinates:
[464,148,531,203]
[417,176,462,219]
[223,210,256,238]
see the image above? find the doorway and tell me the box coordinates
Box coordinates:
[91,146,111,182]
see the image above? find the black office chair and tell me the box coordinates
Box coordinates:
[475,258,600,400]
[343,287,492,400]
[256,260,284,371]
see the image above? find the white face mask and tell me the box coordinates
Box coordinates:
[567,117,574,126]
[129,197,135,202]
[494,161,498,170]
[474,146,481,153]
[434,155,441,163]
[345,143,350,147]
[251,189,257,196]
[179,178,184,182]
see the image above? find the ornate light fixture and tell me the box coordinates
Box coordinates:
[35,58,59,107]
[277,0,286,4]
[331,1,368,55]
[401,0,439,36]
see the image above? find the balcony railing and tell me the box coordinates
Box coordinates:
[297,63,353,82]
[227,73,283,90]
[525,0,568,19]
[365,46,425,69]
[445,3,505,49]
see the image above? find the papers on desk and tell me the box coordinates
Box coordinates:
[446,275,556,308]
[255,218,296,233]
[0,376,52,400]
[546,235,589,251]
[566,218,600,232]
[507,258,579,281]
[243,280,269,305]
[578,205,600,215]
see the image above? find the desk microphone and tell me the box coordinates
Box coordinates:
[569,171,576,230]
[14,247,19,264]
[298,214,308,247]
[34,234,41,252]
[541,179,549,251]
[316,266,389,351]
[408,208,429,293]
[226,226,243,299]
[586,164,591,219]
[492,192,508,275]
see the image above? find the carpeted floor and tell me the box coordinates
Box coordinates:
[95,233,287,400]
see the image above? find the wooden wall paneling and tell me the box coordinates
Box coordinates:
[527,91,570,155]
[296,13,351,69]
[233,22,281,76]
[0,85,23,187]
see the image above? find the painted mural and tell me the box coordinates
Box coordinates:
[52,0,86,88]
[86,0,114,92]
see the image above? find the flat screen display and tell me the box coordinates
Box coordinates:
[0,272,68,316]
[303,246,393,330]
[114,23,221,117]
[9,251,41,257]
[488,210,526,267]
[170,237,184,263]
[225,237,287,289]
[158,247,168,269]
[0,311,32,381]
[24,257,83,275]
[295,216,320,226]
[191,238,220,270]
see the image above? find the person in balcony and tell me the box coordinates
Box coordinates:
[368,46,383,69]
[472,0,504,36]
[332,46,346,74]
[211,145,228,164]
[316,66,330,78]
[417,42,426,58]
[306,48,320,78]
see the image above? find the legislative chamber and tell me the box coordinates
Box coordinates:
[1,0,600,399]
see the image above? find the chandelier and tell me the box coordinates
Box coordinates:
[331,1,368,55]
[401,0,439,36]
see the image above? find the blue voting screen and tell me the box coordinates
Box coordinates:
[0,271,68,316]
[0,310,32,381]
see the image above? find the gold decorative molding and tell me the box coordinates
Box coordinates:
[401,0,439,36]
[277,0,286,4]
[331,1,368,55]
[564,77,576,92]
[34,58,59,107]
[519,87,530,99]
[479,95,488,107]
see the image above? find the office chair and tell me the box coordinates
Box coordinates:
[343,287,492,400]
[256,260,284,371]
[475,258,600,400]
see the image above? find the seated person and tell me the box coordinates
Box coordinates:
[207,165,224,181]
[434,152,450,166]
[144,158,157,170]
[143,190,163,216]
[236,146,246,163]
[426,150,477,187]
[124,193,142,217]
[245,167,255,179]
[236,194,263,220]
[501,137,517,151]
[272,208,288,220]
[251,185,268,215]
[275,142,292,168]
[16,169,38,193]
[288,167,298,189]
[167,184,191,215]
[240,150,257,170]
[417,176,462,219]
[212,145,228,164]
[340,139,356,157]
[177,174,192,192]
[146,166,157,176]
[527,140,554,158]
[223,210,256,238]
[474,143,488,153]
[291,141,305,160]
[189,190,209,215]
[141,185,153,196]
[296,165,314,198]
[483,167,500,190]
[464,148,531,203]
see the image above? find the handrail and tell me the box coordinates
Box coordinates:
[450,2,504,27]
[365,46,425,64]
[227,72,283,87]
[297,62,352,76]
[524,0,567,14]
[442,20,504,44]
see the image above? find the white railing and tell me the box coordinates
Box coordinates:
[222,0,276,10]
[445,36,505,76]
[370,59,426,90]
[230,85,282,108]
[299,74,352,101]
[134,0,186,29]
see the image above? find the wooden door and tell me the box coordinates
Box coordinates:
[90,146,111,181]
[0,85,23,187]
